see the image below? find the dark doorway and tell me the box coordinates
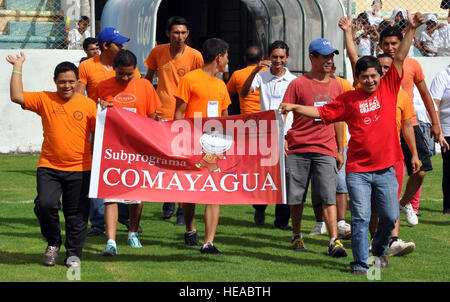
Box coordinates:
[156,0,260,115]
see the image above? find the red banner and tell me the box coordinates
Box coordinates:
[89,106,286,205]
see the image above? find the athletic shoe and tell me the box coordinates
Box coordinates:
[200,243,222,254]
[65,257,81,269]
[128,234,142,248]
[291,235,307,252]
[309,221,327,236]
[328,239,347,258]
[162,202,175,219]
[387,239,415,256]
[400,204,418,226]
[174,208,185,226]
[373,255,389,268]
[101,244,118,256]
[254,209,265,226]
[338,222,351,239]
[43,246,60,266]
[184,231,200,246]
[87,228,105,237]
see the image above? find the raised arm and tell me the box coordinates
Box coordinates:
[6,52,26,106]
[394,11,425,77]
[339,16,359,85]
[240,60,270,98]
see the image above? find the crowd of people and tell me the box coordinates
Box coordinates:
[5,9,450,276]
[353,1,450,57]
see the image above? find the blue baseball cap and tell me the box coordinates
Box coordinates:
[97,27,130,46]
[309,38,339,55]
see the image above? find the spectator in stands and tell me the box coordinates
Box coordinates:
[365,0,383,28]
[65,16,91,50]
[354,13,379,57]
[390,9,407,29]
[6,52,96,268]
[419,15,444,57]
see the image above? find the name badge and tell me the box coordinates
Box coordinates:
[207,101,219,117]
[313,101,327,122]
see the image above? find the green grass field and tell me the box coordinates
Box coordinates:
[0,155,449,282]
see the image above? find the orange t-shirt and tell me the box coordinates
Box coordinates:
[175,69,231,118]
[227,65,265,114]
[401,57,425,126]
[96,77,161,117]
[144,44,204,120]
[78,55,142,100]
[23,92,97,171]
[396,89,416,136]
[336,76,355,147]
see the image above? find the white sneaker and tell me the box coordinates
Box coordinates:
[400,204,418,226]
[338,222,351,239]
[387,239,415,256]
[369,238,373,251]
[309,222,327,236]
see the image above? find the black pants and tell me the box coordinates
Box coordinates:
[442,137,450,213]
[34,167,91,259]
[253,204,290,226]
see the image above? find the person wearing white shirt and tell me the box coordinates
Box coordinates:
[430,65,450,214]
[241,40,296,230]
[65,16,91,50]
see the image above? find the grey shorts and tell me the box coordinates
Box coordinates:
[285,153,337,206]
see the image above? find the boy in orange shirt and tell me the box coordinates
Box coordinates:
[77,27,140,237]
[144,16,203,224]
[6,52,97,268]
[96,50,161,256]
[174,38,231,254]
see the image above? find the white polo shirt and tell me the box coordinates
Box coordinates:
[430,65,450,136]
[251,67,297,134]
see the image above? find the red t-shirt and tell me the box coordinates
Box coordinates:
[282,75,343,157]
[318,63,404,173]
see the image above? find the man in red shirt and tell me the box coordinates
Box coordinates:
[279,11,424,275]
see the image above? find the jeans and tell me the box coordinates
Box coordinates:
[346,166,399,271]
[89,198,130,231]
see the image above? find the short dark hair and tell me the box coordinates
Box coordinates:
[54,61,78,79]
[310,51,321,58]
[379,25,403,43]
[113,49,137,68]
[269,40,289,56]
[357,12,370,26]
[376,53,393,60]
[80,16,89,24]
[82,37,98,51]
[245,45,262,64]
[377,20,390,33]
[201,38,229,64]
[355,56,382,78]
[166,16,189,32]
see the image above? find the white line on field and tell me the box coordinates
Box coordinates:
[0,200,34,204]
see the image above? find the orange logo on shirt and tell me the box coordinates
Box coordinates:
[177,68,186,77]
[73,111,84,121]
[114,93,136,104]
